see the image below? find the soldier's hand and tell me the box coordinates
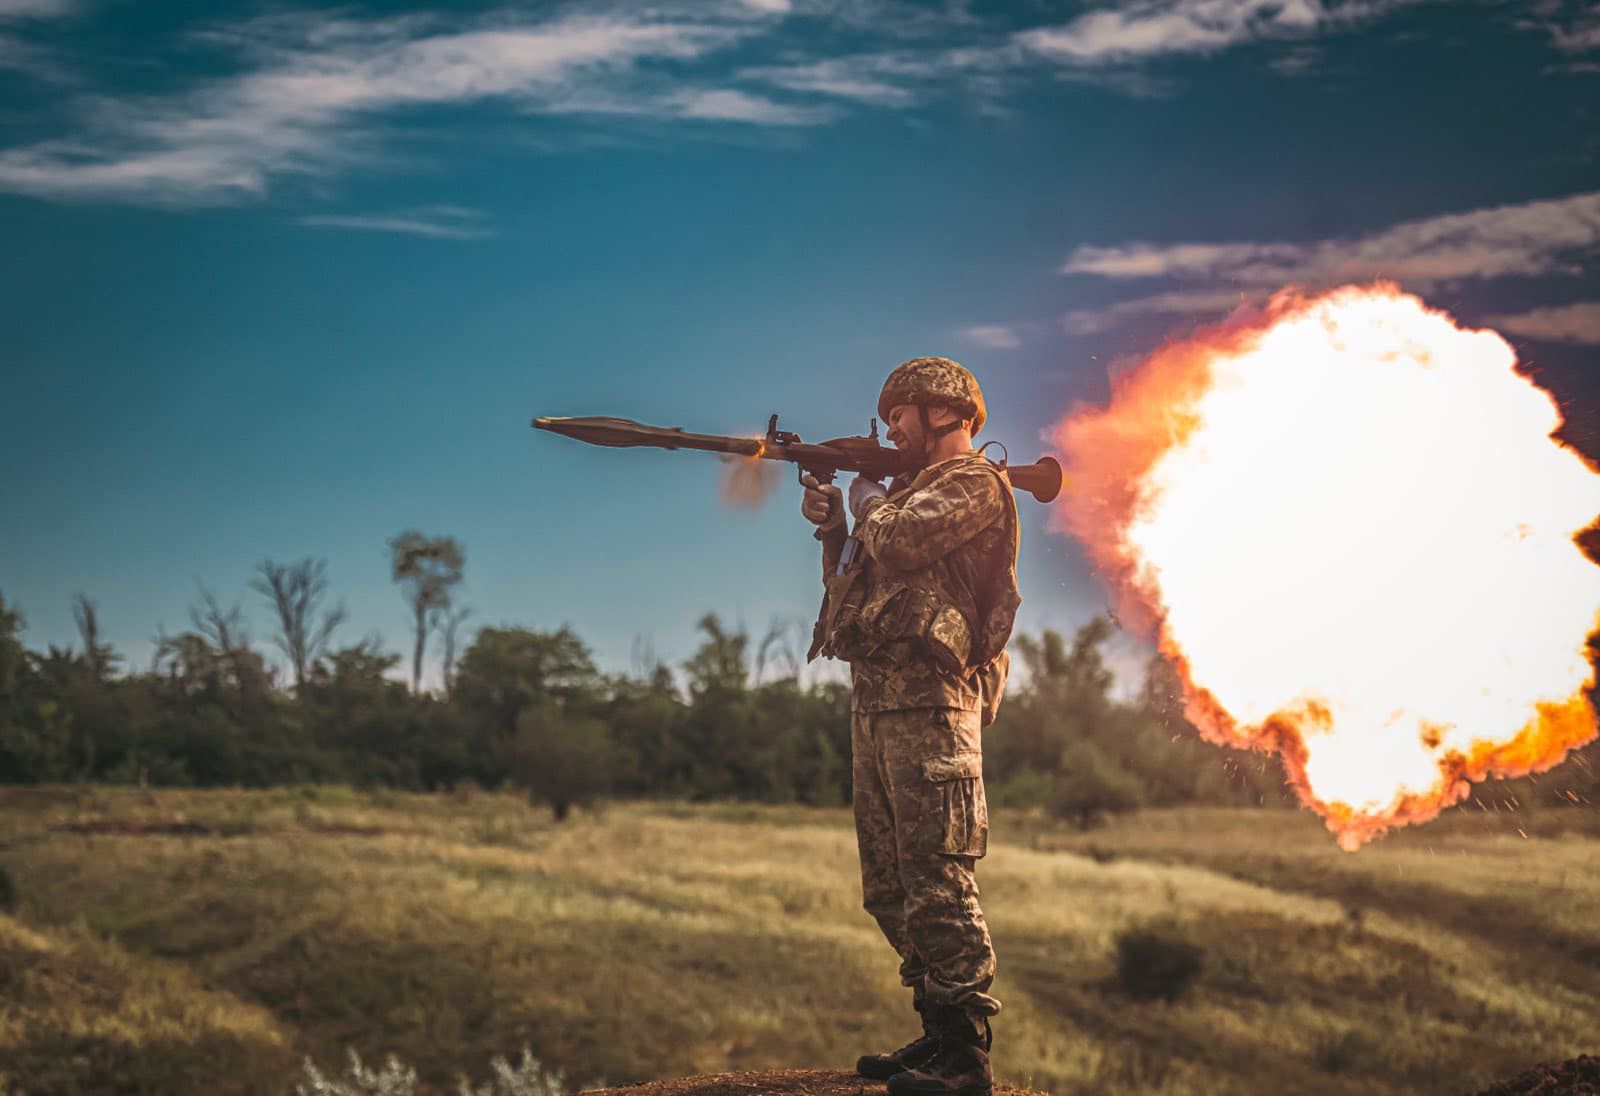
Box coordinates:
[848,475,889,520]
[800,474,845,531]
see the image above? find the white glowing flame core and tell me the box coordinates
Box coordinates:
[1127,287,1600,813]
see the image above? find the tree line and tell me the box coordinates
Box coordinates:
[11,529,1589,824]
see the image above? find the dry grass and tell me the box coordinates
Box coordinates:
[0,787,1596,1094]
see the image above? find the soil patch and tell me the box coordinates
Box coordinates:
[588,1069,1051,1095]
[1474,1054,1600,1095]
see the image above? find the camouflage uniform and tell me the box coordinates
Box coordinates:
[812,451,1020,1018]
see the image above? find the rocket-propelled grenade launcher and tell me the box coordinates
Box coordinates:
[532,414,1064,503]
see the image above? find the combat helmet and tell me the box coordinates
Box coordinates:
[878,357,986,436]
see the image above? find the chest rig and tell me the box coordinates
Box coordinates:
[808,455,1021,718]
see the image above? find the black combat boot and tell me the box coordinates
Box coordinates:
[856,993,940,1081]
[885,1004,993,1096]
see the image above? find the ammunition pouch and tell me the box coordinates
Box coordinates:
[816,576,975,676]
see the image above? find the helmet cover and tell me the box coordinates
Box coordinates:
[877,357,987,436]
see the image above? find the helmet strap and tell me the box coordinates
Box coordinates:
[919,403,964,453]
[915,404,935,463]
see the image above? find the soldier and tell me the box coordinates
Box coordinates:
[800,357,1020,1096]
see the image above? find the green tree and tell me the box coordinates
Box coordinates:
[0,594,70,782]
[606,674,689,797]
[387,531,465,694]
[0,592,27,708]
[680,614,757,798]
[302,637,429,787]
[504,702,617,821]
[987,619,1118,791]
[453,626,600,740]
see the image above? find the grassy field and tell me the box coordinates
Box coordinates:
[1,787,1598,1095]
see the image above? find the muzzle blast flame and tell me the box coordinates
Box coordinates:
[720,443,780,509]
[1056,283,1600,849]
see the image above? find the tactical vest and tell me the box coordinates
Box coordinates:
[809,455,1021,721]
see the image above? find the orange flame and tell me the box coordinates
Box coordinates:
[1056,283,1600,848]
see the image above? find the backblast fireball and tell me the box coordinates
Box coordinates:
[1056,283,1600,849]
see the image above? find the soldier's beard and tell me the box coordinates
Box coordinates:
[888,427,930,467]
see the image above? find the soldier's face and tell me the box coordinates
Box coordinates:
[885,404,921,453]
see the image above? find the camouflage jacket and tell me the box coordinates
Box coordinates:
[814,451,1021,713]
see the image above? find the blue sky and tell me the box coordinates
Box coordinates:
[3,0,1598,687]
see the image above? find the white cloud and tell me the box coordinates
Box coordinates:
[0,9,802,204]
[1017,0,1405,66]
[961,324,1023,349]
[1061,190,1600,289]
[295,206,495,240]
[740,57,920,106]
[744,0,1423,108]
[1055,190,1600,335]
[672,87,835,124]
[1484,302,1600,345]
[3,1,1584,207]
[0,0,76,18]
[0,0,75,77]
[1526,2,1600,53]
[742,43,1022,108]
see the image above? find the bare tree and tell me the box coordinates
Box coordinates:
[388,531,465,694]
[630,634,674,692]
[153,587,272,701]
[434,605,472,699]
[192,587,247,659]
[251,558,346,691]
[754,616,801,685]
[193,587,274,694]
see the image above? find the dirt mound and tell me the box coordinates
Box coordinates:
[588,1069,1052,1095]
[1475,1054,1600,1095]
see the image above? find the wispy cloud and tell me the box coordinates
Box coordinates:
[1510,1,1600,73]
[0,0,77,17]
[1062,191,1600,288]
[742,1,1418,116]
[1,1,1585,207]
[741,57,922,106]
[1016,0,1412,66]
[1057,190,1600,334]
[0,0,75,77]
[960,324,1023,349]
[0,7,805,205]
[1525,0,1600,53]
[671,87,835,124]
[295,205,495,240]
[1484,301,1600,346]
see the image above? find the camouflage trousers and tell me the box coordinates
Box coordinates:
[852,706,1000,1017]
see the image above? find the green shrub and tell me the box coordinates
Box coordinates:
[1113,920,1205,1001]
[988,768,1057,810]
[1049,744,1144,830]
